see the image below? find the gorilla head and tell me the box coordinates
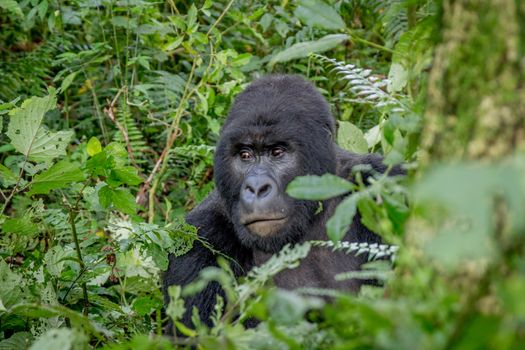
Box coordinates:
[214,75,337,253]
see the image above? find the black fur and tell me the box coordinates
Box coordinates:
[162,75,403,331]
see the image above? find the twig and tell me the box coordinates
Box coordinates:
[138,2,231,217]
[207,0,235,36]
[1,148,31,215]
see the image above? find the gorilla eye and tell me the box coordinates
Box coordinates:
[239,149,254,161]
[271,146,286,158]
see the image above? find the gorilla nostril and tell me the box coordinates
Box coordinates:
[245,184,256,194]
[258,183,272,198]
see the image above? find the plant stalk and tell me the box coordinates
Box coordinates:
[69,208,90,316]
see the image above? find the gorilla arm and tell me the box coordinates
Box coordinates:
[162,191,252,332]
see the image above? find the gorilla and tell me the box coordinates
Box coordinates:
[163,75,403,330]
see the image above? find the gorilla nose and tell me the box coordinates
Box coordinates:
[241,175,276,206]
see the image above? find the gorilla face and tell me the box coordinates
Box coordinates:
[214,75,337,253]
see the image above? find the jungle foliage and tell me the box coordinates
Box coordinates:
[1,0,524,349]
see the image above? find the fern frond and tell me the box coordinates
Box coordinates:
[368,0,408,44]
[313,54,409,114]
[43,208,90,242]
[113,103,148,163]
[236,243,311,301]
[311,240,398,261]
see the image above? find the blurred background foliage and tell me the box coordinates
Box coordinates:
[0,0,524,349]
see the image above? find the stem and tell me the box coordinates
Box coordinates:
[207,0,235,36]
[348,31,394,53]
[69,208,90,315]
[0,152,31,215]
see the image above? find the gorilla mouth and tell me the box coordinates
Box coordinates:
[242,217,288,237]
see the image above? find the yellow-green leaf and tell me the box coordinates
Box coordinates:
[87,137,102,157]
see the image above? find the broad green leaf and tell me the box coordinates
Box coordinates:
[98,185,137,215]
[27,160,85,195]
[112,188,137,214]
[6,92,73,163]
[108,166,143,187]
[98,185,112,208]
[269,34,349,66]
[132,296,162,316]
[105,142,128,166]
[287,174,354,200]
[2,216,38,236]
[337,121,368,154]
[86,151,113,178]
[0,332,32,350]
[326,194,360,242]
[364,124,381,148]
[295,0,345,31]
[387,63,408,93]
[29,328,87,350]
[87,136,102,156]
[0,164,17,186]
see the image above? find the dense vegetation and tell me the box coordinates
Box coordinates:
[0,0,524,349]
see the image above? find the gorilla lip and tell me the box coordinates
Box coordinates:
[244,217,288,237]
[242,217,287,226]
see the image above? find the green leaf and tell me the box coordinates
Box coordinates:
[132,296,162,316]
[2,216,38,236]
[387,63,409,93]
[108,166,143,187]
[287,174,354,200]
[112,188,137,215]
[87,136,102,156]
[59,71,77,93]
[27,160,85,195]
[105,142,128,166]
[337,121,368,154]
[6,91,73,163]
[98,185,112,208]
[326,194,360,242]
[0,164,17,187]
[29,328,87,350]
[0,332,33,350]
[294,0,345,30]
[269,34,349,66]
[98,185,137,215]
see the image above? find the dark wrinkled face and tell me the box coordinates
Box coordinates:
[234,142,295,237]
[214,75,337,253]
[217,130,318,253]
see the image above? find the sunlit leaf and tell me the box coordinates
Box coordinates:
[27,160,85,195]
[6,91,73,163]
[295,0,346,30]
[270,34,349,66]
[87,136,102,156]
[287,174,354,200]
[326,194,359,241]
[337,121,368,154]
[0,164,17,186]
